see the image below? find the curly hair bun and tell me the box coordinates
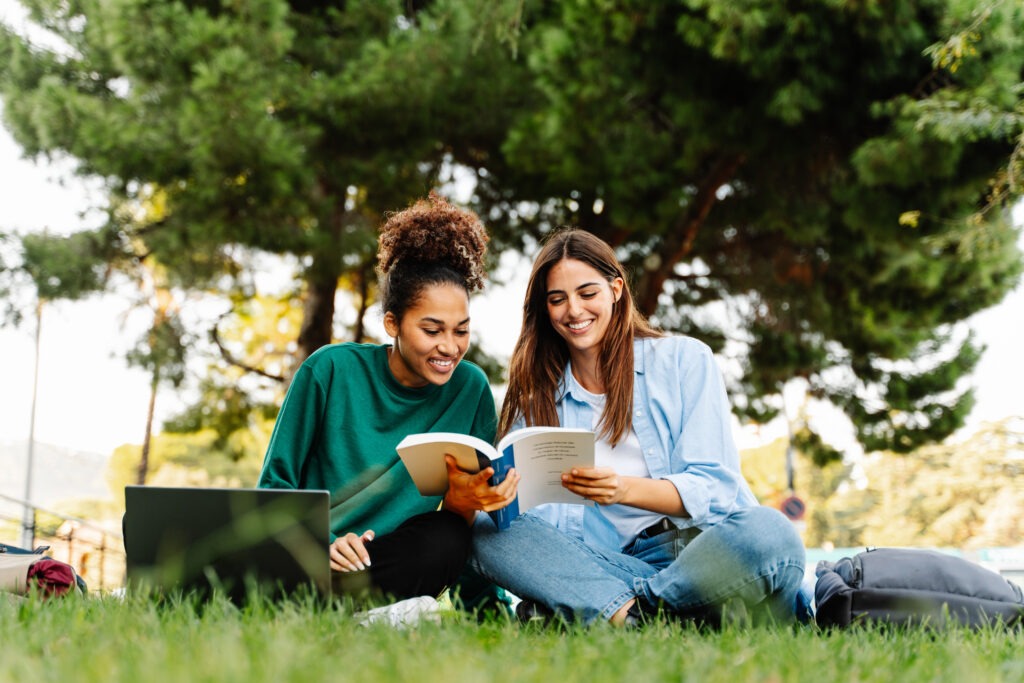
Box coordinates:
[377,191,489,293]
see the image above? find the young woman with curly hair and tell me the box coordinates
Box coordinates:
[470,229,805,627]
[259,193,518,610]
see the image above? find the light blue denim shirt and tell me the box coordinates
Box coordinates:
[523,335,759,553]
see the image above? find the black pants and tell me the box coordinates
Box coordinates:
[345,510,472,601]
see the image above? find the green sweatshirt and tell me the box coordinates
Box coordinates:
[257,343,497,539]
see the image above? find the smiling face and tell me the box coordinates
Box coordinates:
[383,282,471,388]
[545,258,623,363]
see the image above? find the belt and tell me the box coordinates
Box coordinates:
[637,518,701,542]
[638,517,675,539]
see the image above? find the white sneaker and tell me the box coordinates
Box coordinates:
[353,595,442,628]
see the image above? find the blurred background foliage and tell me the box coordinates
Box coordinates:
[105,422,272,503]
[1,0,1022,478]
[743,416,1023,549]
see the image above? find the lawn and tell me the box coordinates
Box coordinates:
[2,593,1022,683]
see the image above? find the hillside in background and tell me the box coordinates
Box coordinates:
[1,440,110,508]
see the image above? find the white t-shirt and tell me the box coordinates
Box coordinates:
[571,379,663,548]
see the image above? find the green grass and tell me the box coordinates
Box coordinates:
[1,594,1021,683]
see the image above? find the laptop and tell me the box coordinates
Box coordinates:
[123,486,332,602]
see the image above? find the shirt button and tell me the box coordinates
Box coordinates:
[635,410,643,416]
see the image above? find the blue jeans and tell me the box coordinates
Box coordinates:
[470,505,805,625]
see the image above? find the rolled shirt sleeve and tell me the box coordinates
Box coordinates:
[653,337,757,528]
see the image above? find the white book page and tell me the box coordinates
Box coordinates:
[502,429,594,511]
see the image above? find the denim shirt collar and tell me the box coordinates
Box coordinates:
[556,340,647,405]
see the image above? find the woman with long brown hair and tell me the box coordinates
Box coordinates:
[472,229,805,626]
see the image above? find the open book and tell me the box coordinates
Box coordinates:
[396,427,595,530]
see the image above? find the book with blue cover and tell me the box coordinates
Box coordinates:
[396,427,595,529]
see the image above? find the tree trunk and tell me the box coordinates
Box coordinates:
[352,259,373,344]
[295,192,346,372]
[136,374,159,485]
[633,154,745,317]
[296,271,338,369]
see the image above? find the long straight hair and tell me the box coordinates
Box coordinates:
[499,230,661,446]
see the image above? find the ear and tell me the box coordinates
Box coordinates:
[610,277,624,303]
[383,311,400,338]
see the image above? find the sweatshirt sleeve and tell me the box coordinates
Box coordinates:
[257,363,325,490]
[469,375,498,446]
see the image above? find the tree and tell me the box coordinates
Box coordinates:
[0,0,525,376]
[0,227,118,319]
[466,0,1024,454]
[1,0,523,453]
[124,279,188,484]
[3,0,1022,459]
[161,291,300,452]
[919,0,1024,228]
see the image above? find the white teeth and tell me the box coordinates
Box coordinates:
[568,321,591,330]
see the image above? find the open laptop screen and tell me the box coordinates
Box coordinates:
[123,486,331,602]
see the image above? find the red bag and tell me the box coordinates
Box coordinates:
[27,558,78,597]
[1,544,85,598]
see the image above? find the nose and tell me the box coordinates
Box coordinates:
[437,333,458,356]
[566,295,584,316]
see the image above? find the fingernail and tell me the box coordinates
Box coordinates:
[364,558,372,567]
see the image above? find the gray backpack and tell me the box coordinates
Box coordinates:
[814,547,1023,629]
